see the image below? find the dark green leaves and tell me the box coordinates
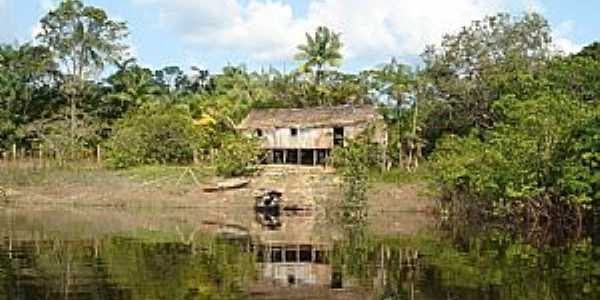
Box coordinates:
[295,26,344,86]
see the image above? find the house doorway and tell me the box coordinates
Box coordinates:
[333,127,344,147]
[287,149,300,164]
[273,150,284,164]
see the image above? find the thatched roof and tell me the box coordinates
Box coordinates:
[238,105,382,129]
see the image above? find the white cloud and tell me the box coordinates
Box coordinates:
[132,0,568,63]
[304,0,509,59]
[137,0,305,61]
[31,23,43,40]
[552,20,583,55]
[554,38,583,55]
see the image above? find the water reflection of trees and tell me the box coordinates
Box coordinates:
[331,223,600,300]
[3,205,600,300]
[0,234,256,300]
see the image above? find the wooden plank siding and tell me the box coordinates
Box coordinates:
[238,106,388,166]
[254,121,387,150]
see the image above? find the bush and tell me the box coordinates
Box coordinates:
[555,115,600,205]
[213,133,263,177]
[330,139,370,206]
[431,93,597,221]
[106,104,200,168]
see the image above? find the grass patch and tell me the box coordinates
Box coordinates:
[120,229,181,243]
[0,161,215,192]
[369,164,431,185]
[0,161,108,187]
[118,164,214,187]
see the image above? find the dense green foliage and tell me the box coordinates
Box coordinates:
[330,138,370,208]
[329,127,387,222]
[425,14,600,225]
[213,133,263,177]
[106,104,200,168]
[37,0,129,152]
[0,44,57,147]
[421,13,552,146]
[0,0,598,226]
[432,96,597,219]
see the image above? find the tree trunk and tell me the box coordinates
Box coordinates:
[70,93,76,141]
[410,90,420,172]
[397,93,402,169]
[407,143,413,172]
[314,64,324,106]
[398,142,404,169]
[593,199,600,259]
[315,63,322,87]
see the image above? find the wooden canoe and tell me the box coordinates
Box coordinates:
[203,178,250,192]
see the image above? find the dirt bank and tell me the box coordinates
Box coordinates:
[2,164,435,213]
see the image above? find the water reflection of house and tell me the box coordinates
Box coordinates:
[246,211,372,299]
[238,105,387,165]
[249,213,337,288]
[255,242,332,287]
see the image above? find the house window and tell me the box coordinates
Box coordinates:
[290,128,298,137]
[333,127,344,146]
[256,129,263,137]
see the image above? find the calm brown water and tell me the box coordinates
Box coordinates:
[1,206,599,300]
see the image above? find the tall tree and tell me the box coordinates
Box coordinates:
[422,13,552,137]
[575,41,600,61]
[103,63,162,118]
[372,58,419,169]
[0,44,56,147]
[37,0,128,145]
[295,26,343,87]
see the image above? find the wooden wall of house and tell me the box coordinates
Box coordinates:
[261,127,335,149]
[245,121,388,150]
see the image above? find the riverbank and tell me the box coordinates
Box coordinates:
[0,162,436,214]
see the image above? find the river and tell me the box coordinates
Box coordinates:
[0,204,598,300]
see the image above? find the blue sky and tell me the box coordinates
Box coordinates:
[1,0,598,74]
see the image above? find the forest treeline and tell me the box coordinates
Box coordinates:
[1,1,598,224]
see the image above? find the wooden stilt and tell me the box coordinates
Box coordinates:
[282,247,286,263]
[313,149,317,166]
[97,145,102,164]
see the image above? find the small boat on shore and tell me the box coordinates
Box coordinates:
[254,190,283,210]
[203,178,250,192]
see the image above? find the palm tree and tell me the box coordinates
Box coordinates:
[373,58,418,170]
[295,26,343,86]
[106,63,162,113]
